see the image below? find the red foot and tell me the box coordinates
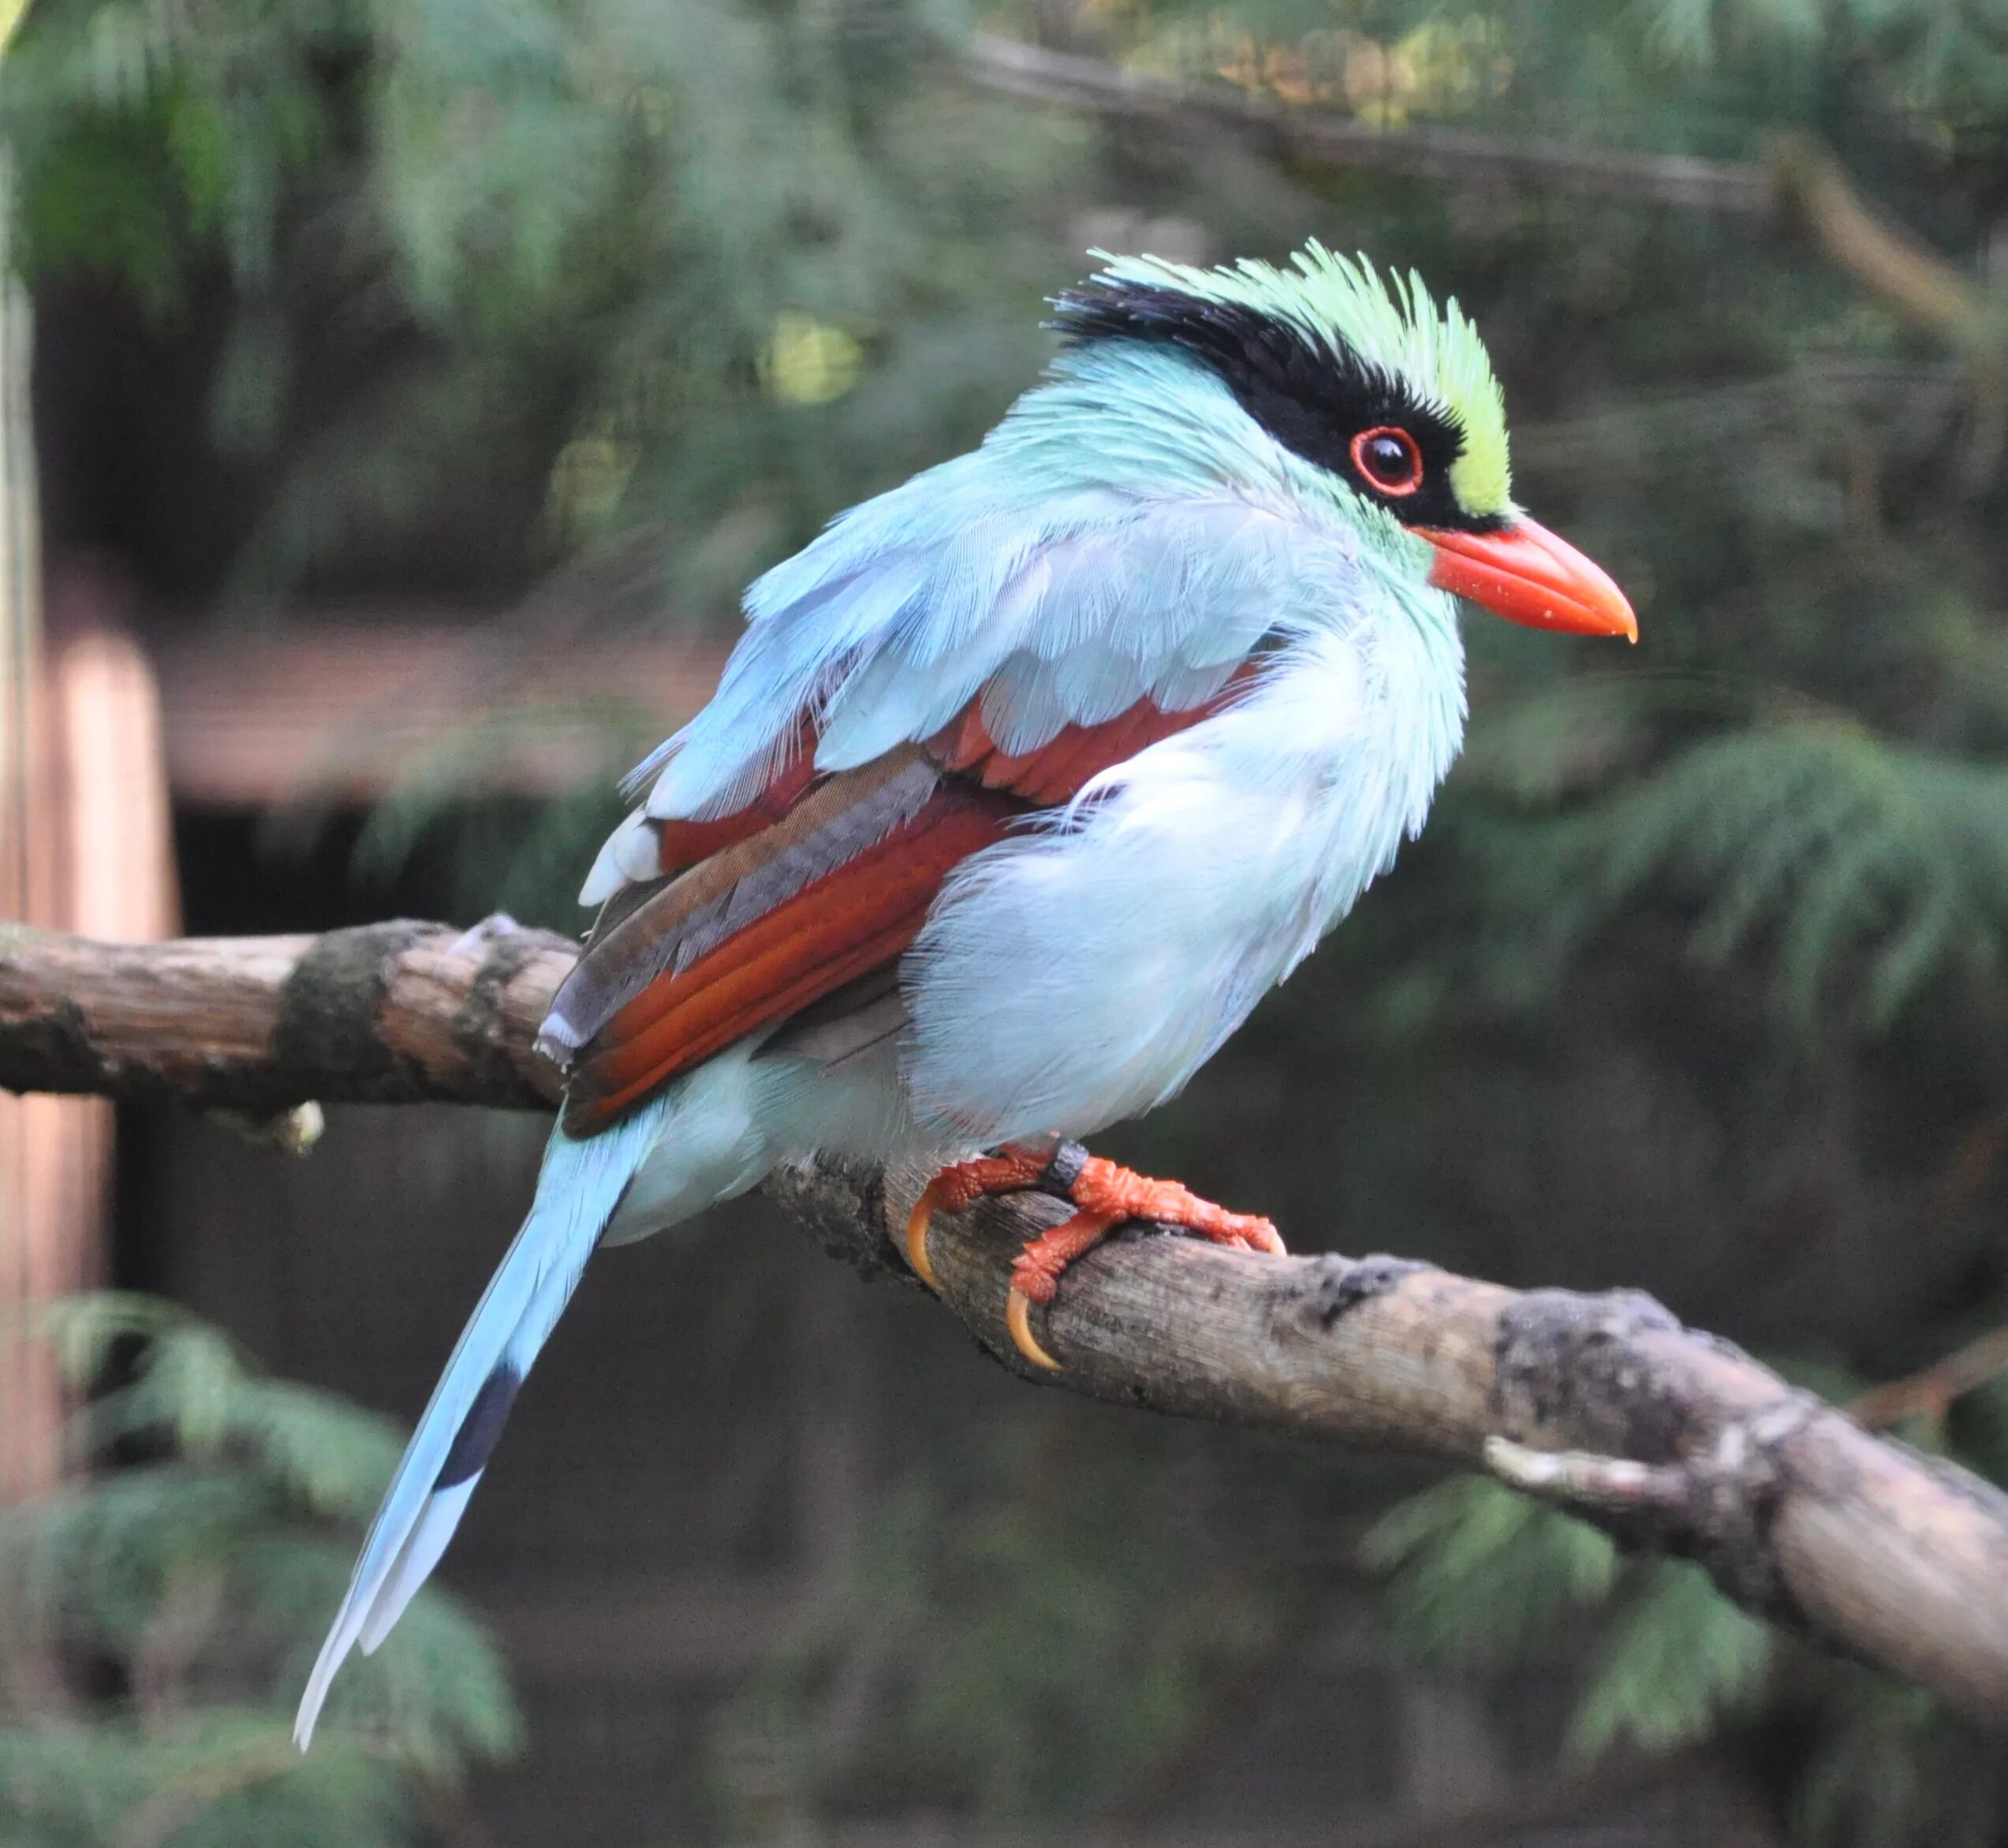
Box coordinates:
[905,1146,1051,1289]
[1008,1209,1121,1306]
[904,1144,1284,1372]
[1007,1156,1285,1370]
[1069,1156,1284,1257]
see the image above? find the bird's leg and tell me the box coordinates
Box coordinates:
[904,1144,1056,1290]
[1003,1144,1286,1370]
[906,1141,1285,1372]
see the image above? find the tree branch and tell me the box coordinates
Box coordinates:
[1767,131,1986,344]
[958,38,2007,364]
[5,921,2008,1728]
[0,920,568,1115]
[959,34,1773,214]
[1851,1322,2008,1431]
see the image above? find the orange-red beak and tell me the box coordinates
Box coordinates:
[1423,516,1637,642]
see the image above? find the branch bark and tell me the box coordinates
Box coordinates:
[6,921,2008,1728]
[0,920,568,1115]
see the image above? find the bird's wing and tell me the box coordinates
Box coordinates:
[552,750,1014,1130]
[580,492,1300,903]
[548,496,1306,1132]
[547,672,1256,1133]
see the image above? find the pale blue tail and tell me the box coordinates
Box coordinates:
[293,1099,670,1747]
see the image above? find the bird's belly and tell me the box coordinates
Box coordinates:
[908,926,1290,1146]
[900,741,1357,1146]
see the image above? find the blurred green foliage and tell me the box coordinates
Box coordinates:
[1366,1479,1775,1760]
[5,0,1084,603]
[12,0,2008,1838]
[0,1295,517,1847]
[705,1415,1334,1827]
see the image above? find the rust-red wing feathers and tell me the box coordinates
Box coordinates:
[651,716,821,876]
[562,784,1016,1131]
[927,703,1178,804]
[546,748,939,1063]
[557,678,1248,1133]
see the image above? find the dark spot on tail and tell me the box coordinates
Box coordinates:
[437,1365,522,1489]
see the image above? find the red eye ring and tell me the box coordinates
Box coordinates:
[1350,426,1424,496]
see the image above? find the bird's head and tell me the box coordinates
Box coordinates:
[1051,245,1637,643]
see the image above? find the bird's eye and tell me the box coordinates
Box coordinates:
[1350,427,1424,497]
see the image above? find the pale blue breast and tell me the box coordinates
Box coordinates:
[900,596,1467,1145]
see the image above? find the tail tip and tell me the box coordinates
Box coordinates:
[293,1633,350,1753]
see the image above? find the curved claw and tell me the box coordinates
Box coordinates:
[905,1189,942,1292]
[905,1149,1051,1294]
[1006,1287,1063,1371]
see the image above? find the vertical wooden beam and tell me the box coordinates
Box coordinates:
[0,147,64,1506]
[0,127,177,1506]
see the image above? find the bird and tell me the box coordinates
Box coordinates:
[293,243,1635,1745]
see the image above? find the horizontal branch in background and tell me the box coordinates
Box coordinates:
[4,922,2008,1729]
[156,620,730,807]
[961,35,1773,214]
[961,38,1998,356]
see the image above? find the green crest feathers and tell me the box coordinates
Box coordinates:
[1084,243,1515,520]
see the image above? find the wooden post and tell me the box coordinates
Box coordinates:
[0,126,178,1505]
[0,146,63,1506]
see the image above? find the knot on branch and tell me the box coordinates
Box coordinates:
[271,921,439,1095]
[1486,1288,1841,1616]
[1486,1393,1826,1621]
